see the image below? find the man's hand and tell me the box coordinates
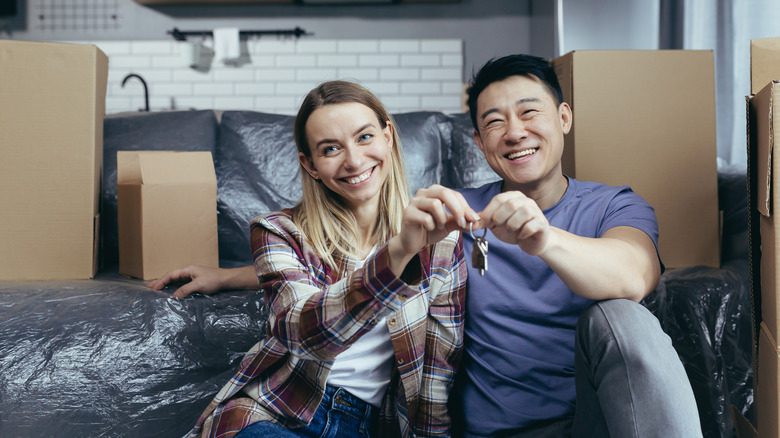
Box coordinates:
[479,191,552,256]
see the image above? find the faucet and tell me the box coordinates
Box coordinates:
[121,73,149,112]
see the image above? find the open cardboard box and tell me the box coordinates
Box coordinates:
[753,81,780,349]
[117,151,219,280]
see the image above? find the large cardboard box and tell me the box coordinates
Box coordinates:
[0,40,107,280]
[117,151,219,280]
[752,80,780,347]
[751,37,780,95]
[758,322,780,438]
[553,50,720,268]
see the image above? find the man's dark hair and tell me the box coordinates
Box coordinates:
[466,54,564,131]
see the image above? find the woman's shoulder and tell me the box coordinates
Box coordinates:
[250,208,299,235]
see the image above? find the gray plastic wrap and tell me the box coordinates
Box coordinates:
[0,273,267,438]
[444,112,500,189]
[644,262,753,438]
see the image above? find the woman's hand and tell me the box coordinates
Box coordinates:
[146,265,257,299]
[387,185,480,276]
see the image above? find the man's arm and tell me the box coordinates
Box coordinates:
[479,191,660,302]
[539,225,661,302]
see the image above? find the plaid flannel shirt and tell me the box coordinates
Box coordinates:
[188,209,466,438]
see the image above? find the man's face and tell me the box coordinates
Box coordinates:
[473,75,572,193]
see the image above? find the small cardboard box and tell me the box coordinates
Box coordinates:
[0,40,107,280]
[758,322,780,438]
[117,151,219,280]
[752,80,780,347]
[553,50,720,268]
[751,37,780,95]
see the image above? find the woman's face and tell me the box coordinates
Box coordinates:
[299,102,393,213]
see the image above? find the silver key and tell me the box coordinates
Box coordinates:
[470,222,488,276]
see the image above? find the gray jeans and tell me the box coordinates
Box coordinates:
[475,299,703,438]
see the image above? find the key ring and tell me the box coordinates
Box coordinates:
[469,222,487,240]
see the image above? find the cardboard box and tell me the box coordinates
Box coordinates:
[752,80,780,347]
[0,40,107,280]
[758,322,780,438]
[553,50,720,268]
[117,151,219,280]
[751,37,780,95]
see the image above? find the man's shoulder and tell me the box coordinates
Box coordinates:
[569,178,636,202]
[457,180,502,199]
[571,178,628,192]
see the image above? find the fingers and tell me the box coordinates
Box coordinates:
[173,282,199,299]
[146,265,207,299]
[146,267,191,291]
[479,191,549,247]
[411,185,481,231]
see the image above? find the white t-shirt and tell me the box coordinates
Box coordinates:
[326,246,394,406]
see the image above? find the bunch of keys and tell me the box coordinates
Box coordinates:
[470,222,488,276]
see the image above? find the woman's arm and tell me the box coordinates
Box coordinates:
[254,214,420,363]
[414,234,467,436]
[147,265,257,299]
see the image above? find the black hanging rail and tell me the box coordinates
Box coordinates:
[167,26,310,42]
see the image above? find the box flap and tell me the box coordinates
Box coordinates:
[754,81,780,217]
[751,37,780,95]
[118,151,216,185]
[117,151,143,184]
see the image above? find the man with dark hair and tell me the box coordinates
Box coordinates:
[450,54,702,437]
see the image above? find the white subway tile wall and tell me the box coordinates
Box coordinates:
[83,38,464,115]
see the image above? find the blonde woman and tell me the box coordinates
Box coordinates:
[152,81,477,437]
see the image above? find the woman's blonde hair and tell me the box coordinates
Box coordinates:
[292,80,410,270]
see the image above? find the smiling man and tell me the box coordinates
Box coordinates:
[450,55,703,438]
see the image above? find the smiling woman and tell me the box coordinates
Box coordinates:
[294,97,399,267]
[172,80,479,438]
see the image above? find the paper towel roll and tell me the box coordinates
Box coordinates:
[213,27,241,64]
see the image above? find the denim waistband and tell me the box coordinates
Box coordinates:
[323,385,378,423]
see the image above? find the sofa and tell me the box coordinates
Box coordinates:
[0,109,754,438]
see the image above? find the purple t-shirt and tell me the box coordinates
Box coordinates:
[456,177,660,435]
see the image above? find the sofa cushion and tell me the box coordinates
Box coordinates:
[0,274,267,437]
[444,112,500,190]
[217,111,302,264]
[392,111,450,194]
[103,110,219,268]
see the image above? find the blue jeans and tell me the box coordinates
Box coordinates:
[234,386,378,438]
[467,299,703,438]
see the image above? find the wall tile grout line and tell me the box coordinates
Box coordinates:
[85,38,463,115]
